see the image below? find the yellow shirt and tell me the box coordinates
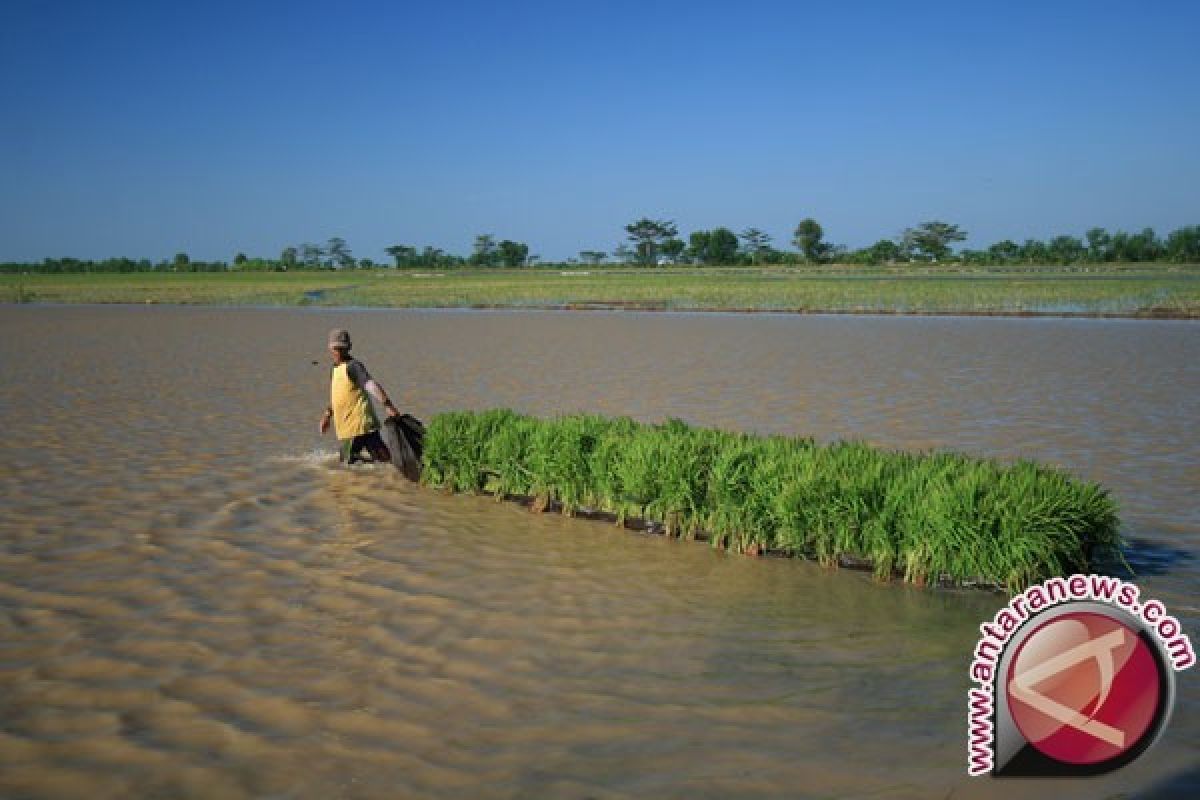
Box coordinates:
[330,360,378,439]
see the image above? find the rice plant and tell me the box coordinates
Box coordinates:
[419,409,1124,592]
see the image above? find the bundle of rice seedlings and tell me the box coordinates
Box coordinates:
[482,411,535,499]
[420,409,1123,592]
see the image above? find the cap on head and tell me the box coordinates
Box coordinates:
[328,328,352,350]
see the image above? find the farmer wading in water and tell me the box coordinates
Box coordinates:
[319,328,400,463]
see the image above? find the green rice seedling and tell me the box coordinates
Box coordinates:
[1070,480,1122,564]
[587,415,641,522]
[482,413,536,499]
[705,435,778,552]
[565,414,619,512]
[851,450,924,580]
[524,414,609,514]
[980,461,1121,591]
[420,410,476,491]
[971,462,1059,590]
[731,434,807,553]
[611,427,667,524]
[898,474,967,586]
[769,453,825,557]
[822,443,880,563]
[523,419,563,510]
[826,444,909,579]
[782,445,858,567]
[422,408,521,493]
[461,408,523,493]
[421,409,1125,591]
[642,419,718,538]
[887,453,961,583]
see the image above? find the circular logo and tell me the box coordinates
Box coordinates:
[1005,610,1167,767]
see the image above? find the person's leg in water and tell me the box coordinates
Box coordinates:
[340,431,391,464]
[361,430,391,463]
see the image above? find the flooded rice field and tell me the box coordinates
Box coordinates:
[0,305,1196,798]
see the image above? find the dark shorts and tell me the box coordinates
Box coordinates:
[339,430,391,464]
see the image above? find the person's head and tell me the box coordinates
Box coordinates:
[327,328,352,362]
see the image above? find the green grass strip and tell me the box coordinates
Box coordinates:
[420,409,1122,592]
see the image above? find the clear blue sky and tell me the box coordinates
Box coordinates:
[2,0,1198,262]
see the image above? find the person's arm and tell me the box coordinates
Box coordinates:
[349,360,398,416]
[364,379,398,416]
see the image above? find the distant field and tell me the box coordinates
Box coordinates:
[4,266,1199,317]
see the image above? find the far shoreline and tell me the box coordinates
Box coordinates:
[5,267,1197,318]
[4,298,1198,321]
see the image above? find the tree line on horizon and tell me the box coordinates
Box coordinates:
[4,220,1198,274]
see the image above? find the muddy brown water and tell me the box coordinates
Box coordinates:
[0,305,1196,799]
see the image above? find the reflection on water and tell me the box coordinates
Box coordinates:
[0,306,1196,798]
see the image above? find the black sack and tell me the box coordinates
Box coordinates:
[382,413,424,482]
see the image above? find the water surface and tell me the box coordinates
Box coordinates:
[0,306,1196,798]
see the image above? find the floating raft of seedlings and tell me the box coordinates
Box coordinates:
[420,409,1121,592]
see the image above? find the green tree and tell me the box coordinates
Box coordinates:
[792,218,828,263]
[867,238,902,264]
[687,231,710,264]
[660,238,686,264]
[172,252,190,270]
[686,228,739,265]
[1108,231,1131,262]
[903,221,967,261]
[327,237,354,269]
[420,246,446,267]
[299,243,324,269]
[280,247,298,269]
[988,240,1021,264]
[740,228,773,264]
[385,244,417,268]
[1085,227,1111,262]
[1165,225,1200,263]
[624,218,678,266]
[233,252,248,266]
[497,239,530,267]
[471,234,499,267]
[1020,238,1049,264]
[1104,229,1162,263]
[1048,235,1086,264]
[1127,227,1161,262]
